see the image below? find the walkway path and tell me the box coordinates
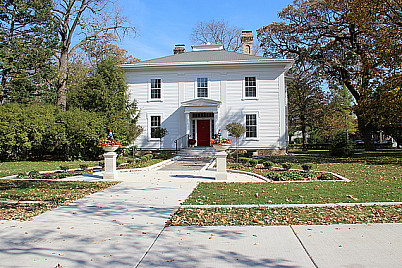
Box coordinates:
[0,160,401,267]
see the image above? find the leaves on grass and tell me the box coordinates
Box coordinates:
[167,205,402,226]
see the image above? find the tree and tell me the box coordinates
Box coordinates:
[191,19,242,52]
[287,63,325,150]
[153,127,168,150]
[0,0,58,104]
[52,0,134,110]
[67,57,142,145]
[258,0,401,150]
[225,122,246,162]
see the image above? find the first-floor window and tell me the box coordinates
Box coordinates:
[150,116,161,138]
[246,114,257,138]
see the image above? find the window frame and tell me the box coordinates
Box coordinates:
[150,115,161,139]
[245,113,258,139]
[245,77,257,98]
[148,78,162,102]
[197,77,208,98]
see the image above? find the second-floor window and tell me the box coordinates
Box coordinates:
[197,78,208,98]
[245,77,256,97]
[151,79,161,99]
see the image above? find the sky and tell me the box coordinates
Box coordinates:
[116,0,293,61]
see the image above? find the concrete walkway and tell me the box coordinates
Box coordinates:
[0,163,401,267]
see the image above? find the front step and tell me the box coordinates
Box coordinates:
[176,146,216,158]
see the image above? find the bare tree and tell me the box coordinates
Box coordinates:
[52,0,134,110]
[191,19,242,52]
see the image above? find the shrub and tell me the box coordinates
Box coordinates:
[79,164,89,170]
[263,161,274,169]
[116,159,125,166]
[281,162,293,170]
[28,170,41,179]
[157,152,173,159]
[301,163,313,171]
[17,172,27,179]
[320,173,335,180]
[126,158,134,164]
[248,159,259,166]
[330,132,354,157]
[265,172,282,181]
[98,160,104,167]
[238,157,250,164]
[42,174,53,180]
[143,153,153,160]
[56,173,68,179]
[140,156,148,162]
[59,165,69,172]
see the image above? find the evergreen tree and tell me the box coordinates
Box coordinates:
[0,0,58,104]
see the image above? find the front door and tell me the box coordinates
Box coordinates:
[197,120,210,146]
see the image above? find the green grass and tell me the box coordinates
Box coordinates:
[0,180,119,202]
[168,205,402,226]
[0,160,100,178]
[185,149,402,205]
[0,180,119,220]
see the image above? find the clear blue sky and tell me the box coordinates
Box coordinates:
[117,0,293,61]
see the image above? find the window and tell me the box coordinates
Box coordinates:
[150,116,161,138]
[246,114,257,138]
[197,78,208,97]
[245,77,256,97]
[151,79,161,99]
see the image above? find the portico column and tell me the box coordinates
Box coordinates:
[213,112,218,135]
[185,112,190,136]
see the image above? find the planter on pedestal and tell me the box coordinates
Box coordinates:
[103,145,119,179]
[213,143,231,180]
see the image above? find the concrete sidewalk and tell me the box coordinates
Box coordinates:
[0,168,401,267]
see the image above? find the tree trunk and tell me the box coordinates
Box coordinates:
[356,113,376,151]
[301,116,307,151]
[57,48,69,110]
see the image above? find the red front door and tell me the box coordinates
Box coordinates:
[197,120,210,146]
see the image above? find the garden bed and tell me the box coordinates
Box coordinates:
[227,162,348,182]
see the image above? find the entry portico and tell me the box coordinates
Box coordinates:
[182,98,221,146]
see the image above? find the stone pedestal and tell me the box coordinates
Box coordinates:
[103,152,118,179]
[215,151,228,180]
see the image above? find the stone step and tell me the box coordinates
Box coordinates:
[177,147,216,158]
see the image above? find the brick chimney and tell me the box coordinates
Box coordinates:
[173,44,186,54]
[241,30,254,55]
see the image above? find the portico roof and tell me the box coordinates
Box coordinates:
[181,98,221,107]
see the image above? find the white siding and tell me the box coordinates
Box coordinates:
[124,65,288,150]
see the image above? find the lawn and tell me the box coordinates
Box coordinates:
[172,149,402,225]
[0,160,100,178]
[0,180,119,220]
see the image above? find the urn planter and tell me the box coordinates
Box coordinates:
[213,144,231,151]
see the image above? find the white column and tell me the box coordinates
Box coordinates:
[185,112,190,136]
[103,152,118,179]
[215,151,227,180]
[213,112,218,135]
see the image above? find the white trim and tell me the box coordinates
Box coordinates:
[243,111,260,141]
[148,77,163,102]
[195,77,209,98]
[242,76,259,100]
[147,113,164,141]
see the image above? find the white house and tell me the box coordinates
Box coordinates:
[120,31,293,155]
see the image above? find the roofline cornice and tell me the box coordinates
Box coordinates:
[119,59,294,71]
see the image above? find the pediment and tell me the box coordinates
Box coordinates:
[181,98,221,107]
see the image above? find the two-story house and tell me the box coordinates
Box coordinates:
[120,31,293,155]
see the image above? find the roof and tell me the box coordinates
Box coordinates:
[120,49,293,70]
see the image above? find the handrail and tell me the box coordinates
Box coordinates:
[174,134,190,153]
